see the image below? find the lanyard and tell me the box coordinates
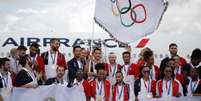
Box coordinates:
[166,80,172,95]
[110,64,117,77]
[31,55,38,64]
[150,67,153,80]
[117,85,124,99]
[3,75,8,88]
[15,59,19,72]
[175,67,180,75]
[97,81,103,96]
[144,79,150,93]
[31,55,38,69]
[78,60,83,69]
[124,64,130,76]
[50,52,56,64]
[190,80,198,93]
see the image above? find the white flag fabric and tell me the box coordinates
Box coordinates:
[1,85,86,101]
[95,0,168,43]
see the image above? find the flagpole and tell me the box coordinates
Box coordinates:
[88,0,96,72]
[88,20,95,72]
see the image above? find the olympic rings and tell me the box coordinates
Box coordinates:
[130,4,147,23]
[120,7,135,27]
[110,0,147,27]
[111,3,119,16]
[116,0,132,14]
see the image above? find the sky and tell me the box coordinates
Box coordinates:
[0,0,201,36]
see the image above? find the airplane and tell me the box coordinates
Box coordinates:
[0,32,200,66]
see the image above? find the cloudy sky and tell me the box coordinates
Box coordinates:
[0,0,201,36]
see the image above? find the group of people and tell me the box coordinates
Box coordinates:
[0,38,201,101]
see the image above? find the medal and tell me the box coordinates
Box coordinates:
[117,85,124,100]
[146,93,153,98]
[110,77,116,85]
[190,79,199,94]
[50,52,56,64]
[144,79,153,98]
[97,81,103,101]
[97,96,102,101]
[166,80,172,96]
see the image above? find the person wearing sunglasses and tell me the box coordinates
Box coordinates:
[134,66,156,101]
[156,66,183,98]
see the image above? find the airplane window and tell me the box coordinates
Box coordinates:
[160,54,163,59]
[187,54,190,59]
[154,54,158,58]
[68,53,71,57]
[165,54,168,57]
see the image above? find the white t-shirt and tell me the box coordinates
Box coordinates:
[77,60,83,69]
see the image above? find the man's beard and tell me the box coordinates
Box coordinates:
[117,80,122,84]
[3,68,9,72]
[52,47,58,51]
[75,54,81,59]
[57,74,63,78]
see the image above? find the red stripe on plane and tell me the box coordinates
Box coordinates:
[136,38,149,48]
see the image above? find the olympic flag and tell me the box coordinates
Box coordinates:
[95,0,168,43]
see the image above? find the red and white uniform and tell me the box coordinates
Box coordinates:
[41,51,67,79]
[106,63,121,85]
[136,59,145,69]
[138,79,156,99]
[174,66,184,84]
[107,63,121,77]
[30,54,45,73]
[121,63,140,79]
[90,79,110,101]
[178,57,187,67]
[156,79,183,97]
[90,62,109,75]
[112,83,130,101]
[149,65,160,81]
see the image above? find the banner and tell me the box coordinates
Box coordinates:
[1,85,86,101]
[95,0,168,43]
